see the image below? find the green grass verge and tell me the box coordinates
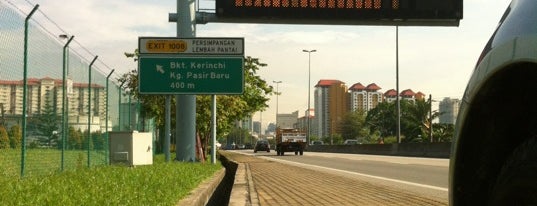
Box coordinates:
[0,152,222,206]
[1,148,110,178]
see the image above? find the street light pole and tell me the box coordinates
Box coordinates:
[273,81,282,129]
[396,26,401,143]
[303,49,316,144]
[429,94,433,143]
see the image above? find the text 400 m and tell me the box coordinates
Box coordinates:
[170,82,195,89]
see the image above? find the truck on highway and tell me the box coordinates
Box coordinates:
[275,128,307,156]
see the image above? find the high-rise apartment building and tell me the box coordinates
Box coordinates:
[0,78,106,131]
[240,116,253,131]
[296,108,314,133]
[314,79,348,139]
[266,122,276,135]
[439,97,461,124]
[348,83,383,112]
[253,121,261,135]
[277,110,299,129]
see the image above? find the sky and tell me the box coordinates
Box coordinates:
[7,0,512,129]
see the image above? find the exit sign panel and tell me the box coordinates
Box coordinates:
[138,56,244,94]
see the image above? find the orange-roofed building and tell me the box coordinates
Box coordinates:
[384,89,426,103]
[348,82,383,112]
[415,92,426,100]
[314,79,348,141]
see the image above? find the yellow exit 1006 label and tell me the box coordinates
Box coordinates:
[145,40,187,53]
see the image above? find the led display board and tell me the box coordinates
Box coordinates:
[214,0,462,26]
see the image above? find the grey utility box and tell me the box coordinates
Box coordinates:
[109,131,153,166]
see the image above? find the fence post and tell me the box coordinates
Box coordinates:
[87,56,98,168]
[21,4,39,177]
[61,35,74,171]
[128,93,131,131]
[137,98,141,131]
[105,70,115,164]
[118,82,125,131]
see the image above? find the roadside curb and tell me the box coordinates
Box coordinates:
[176,167,226,206]
[225,153,259,206]
[229,163,248,206]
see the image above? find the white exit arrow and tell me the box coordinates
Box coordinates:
[156,64,165,74]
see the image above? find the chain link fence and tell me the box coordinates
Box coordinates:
[0,0,148,178]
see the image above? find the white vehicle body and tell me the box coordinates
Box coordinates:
[281,133,306,143]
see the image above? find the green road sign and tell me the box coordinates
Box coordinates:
[138,56,244,94]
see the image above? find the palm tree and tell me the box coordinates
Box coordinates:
[366,99,440,143]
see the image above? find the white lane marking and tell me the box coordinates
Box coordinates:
[257,155,449,192]
[305,152,450,167]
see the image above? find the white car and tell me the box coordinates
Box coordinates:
[343,139,359,145]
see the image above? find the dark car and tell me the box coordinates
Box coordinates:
[450,0,537,205]
[244,143,253,149]
[311,140,324,145]
[254,140,270,153]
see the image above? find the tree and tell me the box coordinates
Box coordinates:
[400,99,423,142]
[432,123,454,142]
[366,99,440,143]
[0,103,5,127]
[117,71,163,130]
[366,101,397,139]
[404,99,441,142]
[120,54,274,154]
[339,110,369,141]
[68,127,83,150]
[196,57,273,154]
[9,125,22,149]
[118,57,174,151]
[323,133,343,145]
[225,127,251,146]
[91,131,105,150]
[82,130,93,150]
[0,126,8,149]
[36,101,60,146]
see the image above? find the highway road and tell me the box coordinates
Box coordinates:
[232,149,449,201]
